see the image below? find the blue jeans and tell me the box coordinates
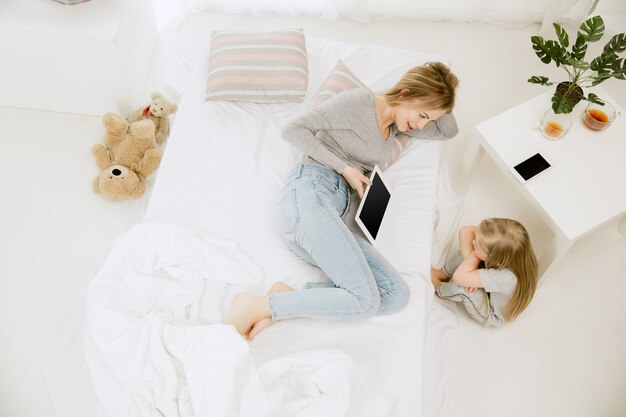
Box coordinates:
[271,164,410,321]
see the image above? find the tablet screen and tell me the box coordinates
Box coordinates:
[357,168,391,241]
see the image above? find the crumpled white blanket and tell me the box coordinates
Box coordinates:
[256,349,394,417]
[85,223,393,417]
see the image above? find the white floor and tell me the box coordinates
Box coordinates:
[1,6,626,417]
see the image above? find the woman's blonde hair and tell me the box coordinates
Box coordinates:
[478,218,538,321]
[384,62,459,111]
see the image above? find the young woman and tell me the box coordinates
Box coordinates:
[227,62,460,339]
[431,218,539,327]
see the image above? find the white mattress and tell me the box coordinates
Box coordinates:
[27,34,457,417]
[141,34,452,416]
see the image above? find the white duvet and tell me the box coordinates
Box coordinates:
[86,223,393,417]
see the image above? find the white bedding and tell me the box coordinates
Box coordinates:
[86,223,395,417]
[82,35,460,417]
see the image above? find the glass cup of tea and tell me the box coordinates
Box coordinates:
[536,109,572,140]
[582,101,619,131]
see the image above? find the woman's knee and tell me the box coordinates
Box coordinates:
[379,279,411,314]
[355,289,381,318]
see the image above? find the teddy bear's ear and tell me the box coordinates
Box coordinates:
[92,177,101,194]
[151,92,163,100]
[167,102,178,114]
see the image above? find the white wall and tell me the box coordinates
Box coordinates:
[0,0,158,116]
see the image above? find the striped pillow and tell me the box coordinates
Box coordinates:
[383,132,412,170]
[205,29,308,103]
[312,59,367,108]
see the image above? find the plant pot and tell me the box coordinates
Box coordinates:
[552,82,584,114]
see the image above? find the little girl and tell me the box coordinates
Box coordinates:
[431,218,538,327]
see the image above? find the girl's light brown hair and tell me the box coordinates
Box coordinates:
[479,218,538,321]
[383,62,459,112]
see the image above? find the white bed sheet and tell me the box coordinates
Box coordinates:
[139,34,452,416]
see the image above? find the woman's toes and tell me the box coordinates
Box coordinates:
[247,318,272,340]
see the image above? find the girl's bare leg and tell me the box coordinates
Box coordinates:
[431,266,450,292]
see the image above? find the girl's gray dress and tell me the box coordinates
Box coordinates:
[437,251,517,327]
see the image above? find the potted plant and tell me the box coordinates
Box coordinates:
[528,15,626,114]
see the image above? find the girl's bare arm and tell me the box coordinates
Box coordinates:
[458,226,478,258]
[451,252,483,288]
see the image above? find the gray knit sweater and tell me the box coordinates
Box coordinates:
[281,89,458,174]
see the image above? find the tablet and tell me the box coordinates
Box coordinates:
[511,152,551,182]
[355,165,392,246]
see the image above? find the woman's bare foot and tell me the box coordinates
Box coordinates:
[226,293,271,337]
[246,282,293,341]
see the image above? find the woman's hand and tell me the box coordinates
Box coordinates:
[341,166,371,198]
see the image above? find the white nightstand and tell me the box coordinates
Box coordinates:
[459,87,626,278]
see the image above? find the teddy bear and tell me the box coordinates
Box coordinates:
[92,112,161,201]
[127,92,177,144]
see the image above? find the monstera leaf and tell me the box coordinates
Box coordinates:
[585,93,604,105]
[528,76,553,86]
[603,33,626,55]
[554,23,570,48]
[612,58,626,80]
[578,15,605,42]
[571,34,589,61]
[551,91,577,114]
[590,53,618,73]
[531,37,569,66]
[591,72,613,86]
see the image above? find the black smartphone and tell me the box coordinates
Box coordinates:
[511,153,551,182]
